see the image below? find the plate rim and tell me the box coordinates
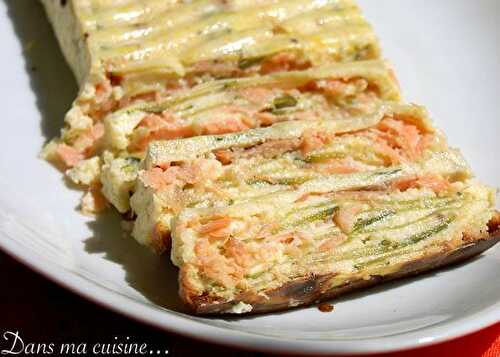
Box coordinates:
[1,234,498,355]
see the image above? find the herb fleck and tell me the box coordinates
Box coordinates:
[272,95,298,110]
[238,57,263,70]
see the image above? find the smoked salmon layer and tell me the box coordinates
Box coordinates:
[129,102,446,253]
[41,0,381,169]
[170,152,498,314]
[58,60,400,214]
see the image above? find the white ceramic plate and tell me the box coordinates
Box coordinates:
[0,0,499,354]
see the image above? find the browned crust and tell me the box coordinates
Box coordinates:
[182,220,500,315]
[151,224,171,254]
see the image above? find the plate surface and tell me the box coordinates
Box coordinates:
[0,0,499,354]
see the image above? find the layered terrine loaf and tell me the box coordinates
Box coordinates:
[41,0,499,315]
